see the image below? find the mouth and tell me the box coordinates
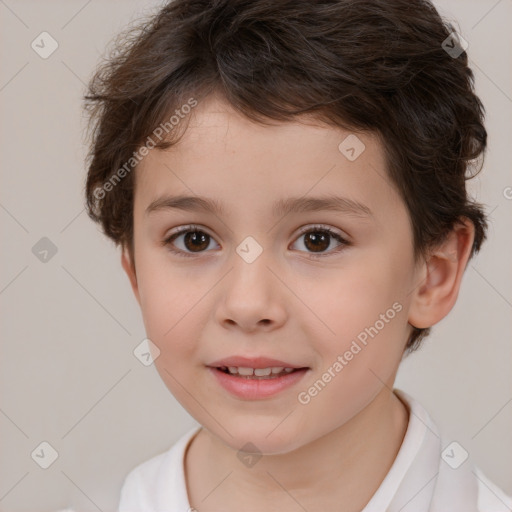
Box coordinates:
[215,365,306,379]
[206,357,310,399]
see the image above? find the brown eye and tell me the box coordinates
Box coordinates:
[163,225,219,258]
[303,231,331,253]
[292,226,349,258]
[182,231,210,252]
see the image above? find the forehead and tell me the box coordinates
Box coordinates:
[134,95,404,222]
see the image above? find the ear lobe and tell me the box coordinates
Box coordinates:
[408,218,475,329]
[121,247,141,305]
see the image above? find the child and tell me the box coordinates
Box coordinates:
[83,0,511,510]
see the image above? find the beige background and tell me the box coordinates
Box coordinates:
[0,0,511,510]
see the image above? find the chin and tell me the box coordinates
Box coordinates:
[207,417,310,455]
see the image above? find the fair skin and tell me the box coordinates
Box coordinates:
[121,94,475,511]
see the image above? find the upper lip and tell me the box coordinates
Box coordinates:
[208,356,307,369]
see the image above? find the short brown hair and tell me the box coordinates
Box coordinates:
[83,0,488,354]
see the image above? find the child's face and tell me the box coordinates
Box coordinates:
[124,95,422,453]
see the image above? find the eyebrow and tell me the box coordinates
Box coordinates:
[145,194,373,218]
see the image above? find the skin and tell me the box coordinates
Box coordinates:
[121,93,475,511]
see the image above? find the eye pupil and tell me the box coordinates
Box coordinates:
[304,232,330,253]
[184,231,209,252]
[167,226,345,258]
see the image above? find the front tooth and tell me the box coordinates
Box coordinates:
[271,367,284,374]
[254,368,272,376]
[237,367,255,376]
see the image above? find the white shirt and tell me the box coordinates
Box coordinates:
[118,389,512,511]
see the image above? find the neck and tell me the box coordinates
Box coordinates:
[185,388,409,512]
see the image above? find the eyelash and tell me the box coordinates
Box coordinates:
[162,224,350,259]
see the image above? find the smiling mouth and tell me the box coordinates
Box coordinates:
[216,366,307,379]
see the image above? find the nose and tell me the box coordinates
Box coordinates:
[215,252,287,333]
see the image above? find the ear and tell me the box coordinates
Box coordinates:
[408,217,475,329]
[121,246,141,306]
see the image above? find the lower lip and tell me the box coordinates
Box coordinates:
[208,367,309,400]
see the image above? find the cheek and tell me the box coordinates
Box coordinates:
[136,258,201,356]
[295,271,408,428]
[307,255,411,366]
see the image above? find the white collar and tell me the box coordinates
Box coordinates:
[366,388,479,511]
[147,389,482,510]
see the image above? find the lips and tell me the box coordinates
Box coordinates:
[206,355,310,399]
[208,355,306,369]
[208,366,309,399]
[218,366,295,378]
